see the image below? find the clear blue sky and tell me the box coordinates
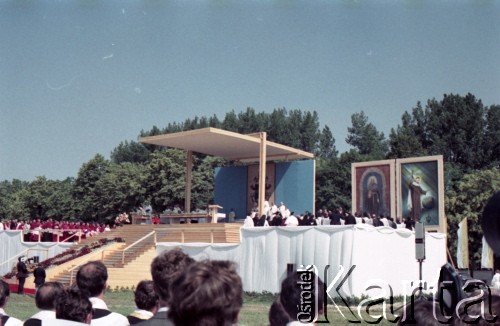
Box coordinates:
[1,0,499,181]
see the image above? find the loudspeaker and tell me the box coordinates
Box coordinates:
[415,222,425,260]
[482,191,500,256]
[436,263,465,317]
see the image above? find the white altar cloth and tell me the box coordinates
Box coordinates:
[157,224,447,296]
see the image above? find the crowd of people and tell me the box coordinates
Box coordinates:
[244,201,408,230]
[1,249,499,325]
[0,249,243,326]
[0,219,111,242]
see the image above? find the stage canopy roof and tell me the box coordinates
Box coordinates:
[139,127,314,162]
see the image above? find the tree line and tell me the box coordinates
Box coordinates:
[1,93,499,268]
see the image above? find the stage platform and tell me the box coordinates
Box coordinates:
[2,224,446,296]
[157,224,447,296]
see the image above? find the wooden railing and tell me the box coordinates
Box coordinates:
[67,249,110,286]
[100,231,156,265]
[120,231,156,264]
[0,249,29,272]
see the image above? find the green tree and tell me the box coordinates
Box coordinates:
[346,111,388,160]
[446,168,500,269]
[110,140,151,164]
[426,93,486,169]
[0,179,29,220]
[144,149,186,213]
[316,126,337,160]
[387,103,428,159]
[267,108,290,145]
[72,154,111,221]
[191,156,226,210]
[484,104,500,168]
[93,162,147,222]
[237,107,263,134]
[315,150,359,210]
[300,111,320,153]
[221,110,240,132]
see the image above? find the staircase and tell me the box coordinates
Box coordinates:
[49,223,241,288]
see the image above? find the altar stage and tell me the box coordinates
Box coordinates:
[157,224,447,297]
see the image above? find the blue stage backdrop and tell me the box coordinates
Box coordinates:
[214,160,314,219]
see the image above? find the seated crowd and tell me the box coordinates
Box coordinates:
[0,218,111,242]
[244,201,406,229]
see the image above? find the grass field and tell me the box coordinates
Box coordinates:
[3,290,405,325]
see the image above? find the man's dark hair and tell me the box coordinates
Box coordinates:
[279,271,325,322]
[150,248,194,303]
[398,300,446,326]
[0,280,9,307]
[168,260,243,326]
[76,261,108,297]
[35,281,64,310]
[134,280,158,311]
[269,298,291,326]
[453,291,500,326]
[56,288,93,323]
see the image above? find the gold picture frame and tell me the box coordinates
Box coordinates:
[396,155,445,233]
[351,159,396,218]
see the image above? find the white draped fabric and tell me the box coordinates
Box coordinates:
[0,230,74,275]
[157,225,447,297]
[456,218,469,269]
[481,236,494,269]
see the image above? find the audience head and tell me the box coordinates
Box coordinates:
[398,300,446,326]
[150,248,195,305]
[168,260,243,326]
[0,280,9,308]
[269,298,291,326]
[134,280,159,313]
[279,271,325,323]
[453,290,500,326]
[35,281,64,310]
[55,287,93,324]
[76,260,108,297]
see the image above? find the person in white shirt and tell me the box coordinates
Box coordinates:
[492,270,500,290]
[0,280,23,326]
[76,261,129,326]
[243,214,255,228]
[127,280,158,324]
[24,282,64,326]
[137,248,195,326]
[279,202,286,217]
[285,212,299,226]
[271,202,278,216]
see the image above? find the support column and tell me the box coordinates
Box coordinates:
[258,132,267,216]
[185,150,193,214]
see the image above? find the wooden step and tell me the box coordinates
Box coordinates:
[47,224,241,288]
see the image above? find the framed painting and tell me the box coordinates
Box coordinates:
[396,155,445,233]
[351,160,396,218]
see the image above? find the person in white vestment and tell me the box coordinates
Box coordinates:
[52,288,93,325]
[24,282,64,325]
[284,213,299,226]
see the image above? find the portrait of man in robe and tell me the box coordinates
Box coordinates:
[399,158,442,227]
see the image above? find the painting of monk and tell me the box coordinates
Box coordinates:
[400,161,439,225]
[396,155,445,232]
